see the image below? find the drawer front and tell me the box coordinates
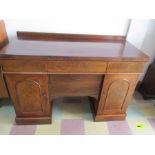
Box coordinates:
[107,62,145,73]
[49,74,103,97]
[47,61,107,73]
[1,60,46,72]
[50,74,102,82]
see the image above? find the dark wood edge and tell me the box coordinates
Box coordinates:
[0,40,9,49]
[15,116,52,125]
[88,96,98,121]
[0,55,149,62]
[17,31,126,42]
[0,98,10,108]
[0,20,9,49]
[135,81,141,91]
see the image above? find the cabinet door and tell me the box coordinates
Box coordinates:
[96,74,139,119]
[5,74,51,117]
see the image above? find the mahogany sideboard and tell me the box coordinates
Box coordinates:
[0,21,149,124]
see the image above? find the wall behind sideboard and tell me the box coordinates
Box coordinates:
[127,19,155,80]
[4,19,130,39]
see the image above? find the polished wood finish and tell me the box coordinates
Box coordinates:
[5,74,51,124]
[0,31,149,124]
[107,62,145,73]
[92,74,139,121]
[17,31,126,42]
[0,34,149,62]
[0,60,46,72]
[49,74,103,99]
[47,61,107,73]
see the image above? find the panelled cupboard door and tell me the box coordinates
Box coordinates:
[97,74,139,115]
[5,74,51,117]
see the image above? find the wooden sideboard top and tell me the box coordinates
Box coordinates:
[0,32,149,61]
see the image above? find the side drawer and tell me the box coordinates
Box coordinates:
[47,60,107,73]
[107,62,145,73]
[1,60,46,72]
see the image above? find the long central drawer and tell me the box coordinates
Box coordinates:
[49,74,103,98]
[47,60,107,73]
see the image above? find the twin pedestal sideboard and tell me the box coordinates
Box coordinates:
[0,21,149,124]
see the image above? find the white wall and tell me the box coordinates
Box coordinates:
[127,20,150,49]
[5,19,130,39]
[127,19,155,80]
